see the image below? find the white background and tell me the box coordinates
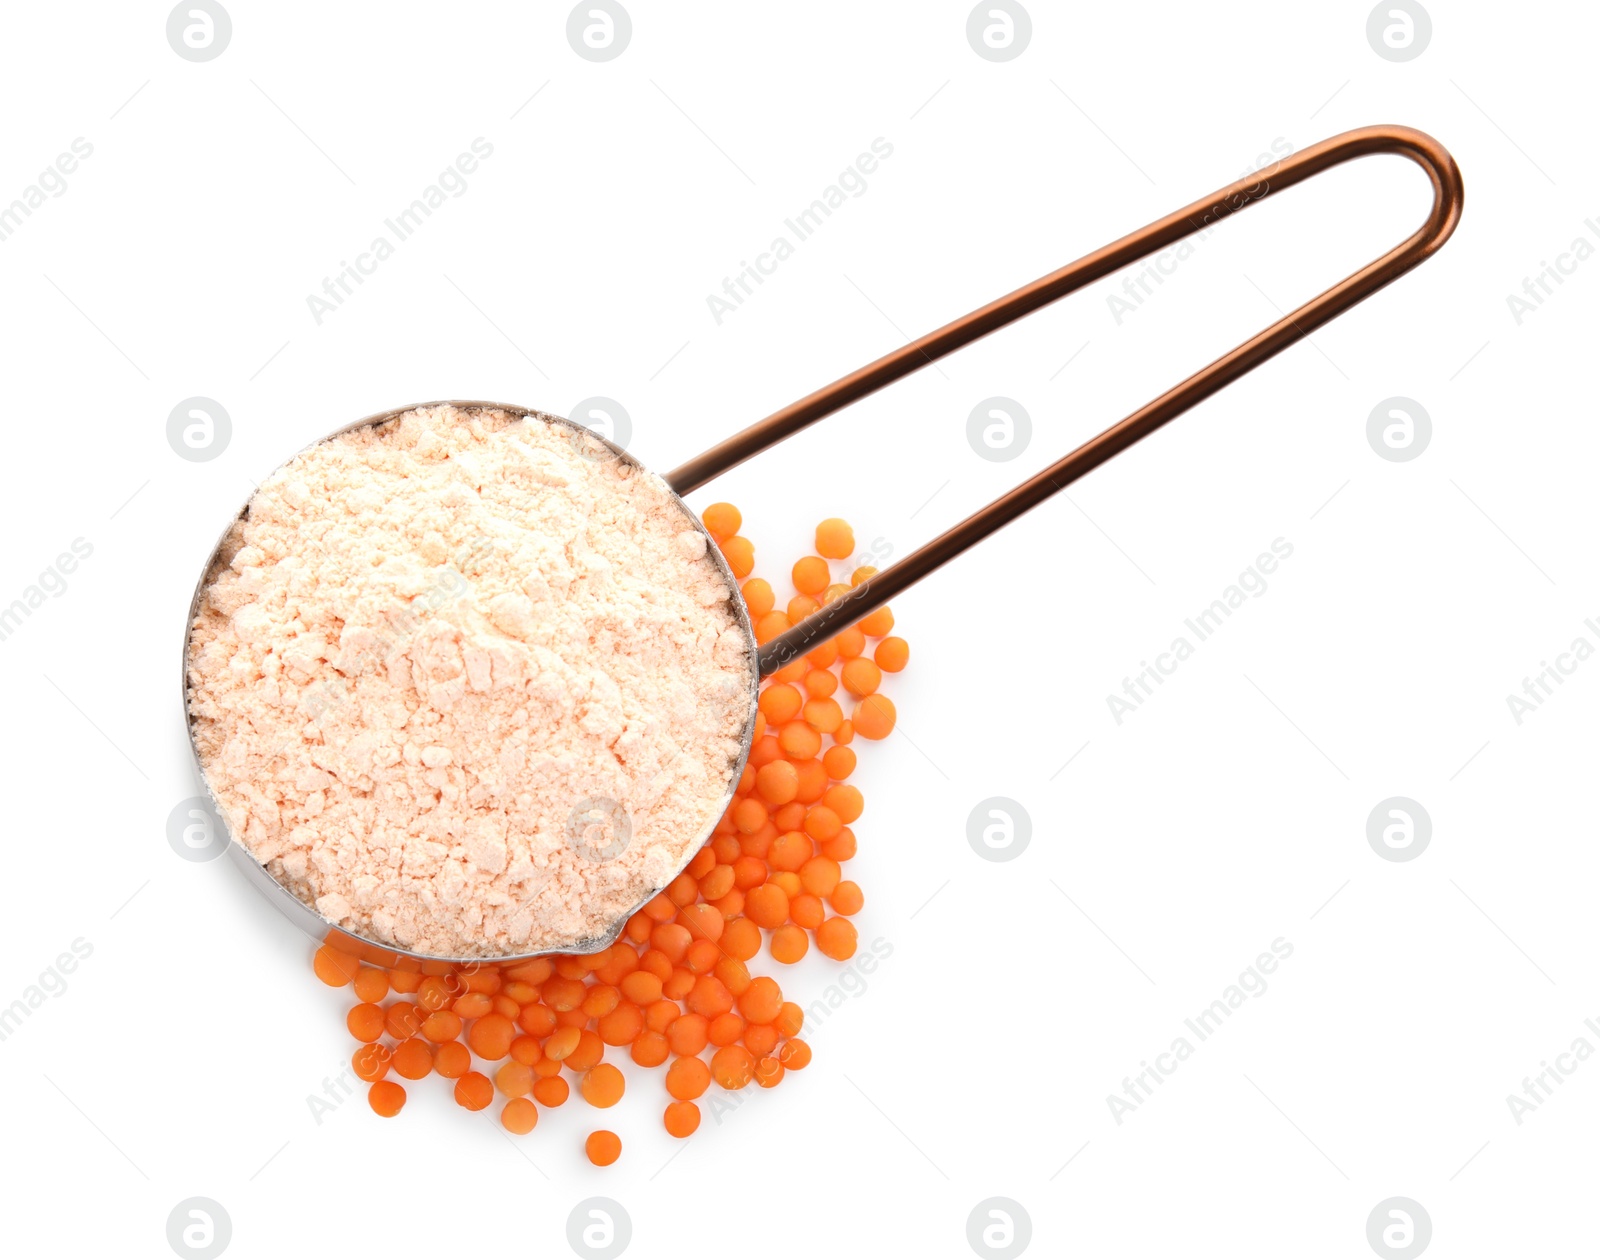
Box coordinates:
[0,2,1593,1256]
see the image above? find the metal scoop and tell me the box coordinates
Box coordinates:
[184,124,1462,970]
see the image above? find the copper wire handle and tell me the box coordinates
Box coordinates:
[669,124,1464,676]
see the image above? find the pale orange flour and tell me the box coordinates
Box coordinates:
[186,405,752,957]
